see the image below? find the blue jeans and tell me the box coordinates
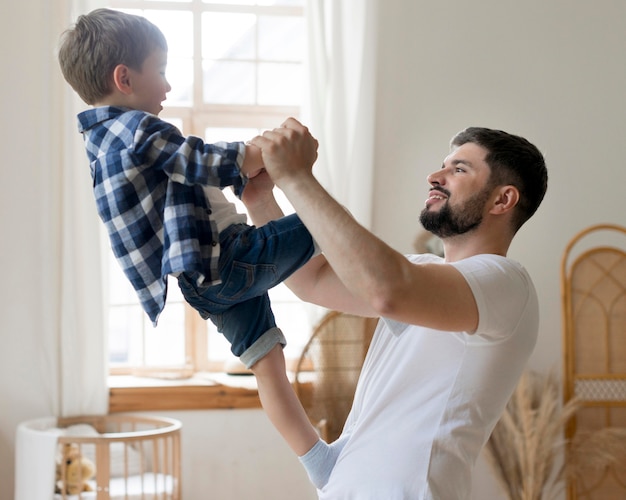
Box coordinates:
[177,213,315,368]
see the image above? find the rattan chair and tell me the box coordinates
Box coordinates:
[293,311,378,442]
[561,223,626,499]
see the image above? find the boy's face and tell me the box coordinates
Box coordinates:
[127,49,171,115]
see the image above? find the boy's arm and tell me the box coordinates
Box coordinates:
[144,117,248,192]
[240,143,265,179]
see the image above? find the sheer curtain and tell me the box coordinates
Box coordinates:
[47,0,109,418]
[305,0,379,228]
[15,2,108,497]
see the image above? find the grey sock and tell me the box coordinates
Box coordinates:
[298,436,348,490]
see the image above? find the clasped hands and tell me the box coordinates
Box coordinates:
[249,117,319,187]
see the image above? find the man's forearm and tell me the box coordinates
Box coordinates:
[275,173,409,317]
[248,119,403,317]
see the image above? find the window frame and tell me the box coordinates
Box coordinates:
[105,0,314,396]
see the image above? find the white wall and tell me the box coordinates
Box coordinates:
[142,410,317,500]
[372,1,626,498]
[1,1,625,499]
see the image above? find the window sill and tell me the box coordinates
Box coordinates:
[108,373,312,413]
[108,373,263,412]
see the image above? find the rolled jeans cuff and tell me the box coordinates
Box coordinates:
[239,327,287,368]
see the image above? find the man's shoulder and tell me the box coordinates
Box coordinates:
[405,253,528,280]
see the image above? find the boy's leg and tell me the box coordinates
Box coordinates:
[177,274,281,367]
[253,344,340,489]
[179,214,316,367]
[178,240,339,487]
[218,213,316,295]
[214,292,282,368]
[251,344,320,456]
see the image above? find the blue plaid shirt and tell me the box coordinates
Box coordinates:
[78,106,247,324]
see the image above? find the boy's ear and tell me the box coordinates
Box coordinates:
[112,64,133,95]
[490,185,519,215]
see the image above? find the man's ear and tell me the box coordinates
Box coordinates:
[112,64,133,95]
[490,185,519,215]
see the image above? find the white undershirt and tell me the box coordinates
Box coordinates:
[203,185,247,233]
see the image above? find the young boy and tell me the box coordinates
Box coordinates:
[58,8,333,485]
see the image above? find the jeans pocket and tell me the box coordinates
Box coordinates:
[217,261,277,301]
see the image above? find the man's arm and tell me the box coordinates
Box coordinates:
[250,119,478,332]
[242,172,377,316]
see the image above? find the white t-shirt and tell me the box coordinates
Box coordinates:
[319,253,539,500]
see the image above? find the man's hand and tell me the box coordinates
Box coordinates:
[250,117,319,186]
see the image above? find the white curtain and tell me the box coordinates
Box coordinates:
[304,0,379,229]
[42,0,109,417]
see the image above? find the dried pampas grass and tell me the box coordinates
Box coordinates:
[485,370,626,500]
[485,370,578,500]
[558,426,626,481]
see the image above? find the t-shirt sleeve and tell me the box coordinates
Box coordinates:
[451,255,536,341]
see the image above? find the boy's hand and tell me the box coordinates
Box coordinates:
[250,118,318,186]
[241,143,265,178]
[241,170,275,211]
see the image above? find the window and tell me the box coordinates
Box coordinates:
[106,0,314,377]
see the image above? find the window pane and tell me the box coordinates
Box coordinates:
[258,62,302,105]
[143,301,186,366]
[109,304,143,364]
[203,60,256,104]
[108,250,188,367]
[202,12,255,60]
[165,57,193,106]
[269,287,311,359]
[207,324,233,364]
[205,127,259,143]
[145,10,193,58]
[108,257,139,305]
[258,15,304,61]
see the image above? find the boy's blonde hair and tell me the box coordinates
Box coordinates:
[58,8,168,105]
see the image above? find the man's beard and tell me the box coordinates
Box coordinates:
[419,187,491,238]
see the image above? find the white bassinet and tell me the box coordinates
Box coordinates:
[16,414,181,500]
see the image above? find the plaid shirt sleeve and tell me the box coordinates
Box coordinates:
[136,114,248,197]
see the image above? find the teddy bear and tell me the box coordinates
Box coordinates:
[55,443,96,496]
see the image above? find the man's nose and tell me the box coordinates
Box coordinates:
[427,169,445,186]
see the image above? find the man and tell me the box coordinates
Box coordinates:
[245,119,548,499]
